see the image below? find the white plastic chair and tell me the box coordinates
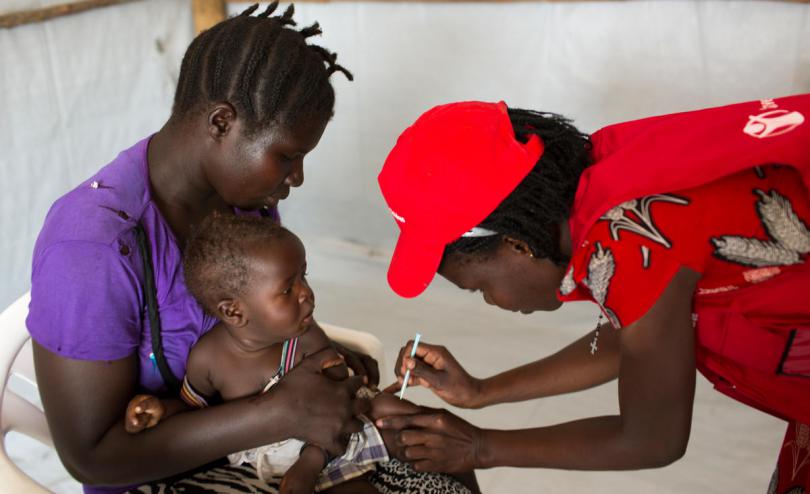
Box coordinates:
[0,292,51,492]
[0,290,385,493]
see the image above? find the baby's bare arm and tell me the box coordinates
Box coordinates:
[184,326,223,398]
[370,392,421,420]
[369,393,423,464]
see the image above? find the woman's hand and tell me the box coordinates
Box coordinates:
[276,347,371,456]
[383,341,483,409]
[376,407,484,473]
[279,446,324,494]
[331,339,380,387]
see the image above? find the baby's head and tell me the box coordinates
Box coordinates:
[184,213,315,342]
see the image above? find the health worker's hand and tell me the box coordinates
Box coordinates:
[376,408,484,474]
[384,341,483,409]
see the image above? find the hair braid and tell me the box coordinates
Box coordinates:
[206,21,238,101]
[239,3,260,16]
[257,1,278,18]
[279,4,296,25]
[172,2,352,134]
[260,32,304,125]
[298,21,322,39]
[237,22,281,121]
[173,33,208,115]
[310,44,354,81]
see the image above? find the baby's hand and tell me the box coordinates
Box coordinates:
[124,394,165,433]
[279,446,326,494]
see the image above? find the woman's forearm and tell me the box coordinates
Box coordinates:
[159,397,192,421]
[475,323,619,408]
[479,271,699,471]
[384,271,699,475]
[36,343,363,488]
[79,392,292,485]
[477,414,687,471]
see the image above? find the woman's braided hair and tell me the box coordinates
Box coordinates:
[172,2,352,135]
[444,108,592,265]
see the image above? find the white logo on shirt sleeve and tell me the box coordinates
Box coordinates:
[744,109,804,139]
[389,209,406,223]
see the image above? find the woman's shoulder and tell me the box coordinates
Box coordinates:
[35,137,153,253]
[27,138,157,361]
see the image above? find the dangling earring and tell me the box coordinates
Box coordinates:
[590,312,604,355]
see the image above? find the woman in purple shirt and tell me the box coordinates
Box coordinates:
[26,4,375,492]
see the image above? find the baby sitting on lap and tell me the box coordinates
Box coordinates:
[123,213,419,494]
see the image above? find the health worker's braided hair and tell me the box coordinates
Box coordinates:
[172,2,352,134]
[444,109,593,265]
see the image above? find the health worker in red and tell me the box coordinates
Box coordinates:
[375,95,810,493]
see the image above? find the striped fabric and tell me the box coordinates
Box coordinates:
[315,414,388,490]
[279,337,298,375]
[128,463,279,493]
[127,459,474,494]
[180,376,209,409]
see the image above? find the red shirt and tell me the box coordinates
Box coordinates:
[561,94,810,423]
[558,165,810,331]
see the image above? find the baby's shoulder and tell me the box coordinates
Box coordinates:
[187,324,227,372]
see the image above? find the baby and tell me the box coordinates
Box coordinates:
[123,213,419,494]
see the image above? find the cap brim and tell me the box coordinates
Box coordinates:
[387,231,445,298]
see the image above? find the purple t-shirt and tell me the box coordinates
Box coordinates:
[26,136,278,493]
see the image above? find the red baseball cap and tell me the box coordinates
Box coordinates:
[378,101,545,298]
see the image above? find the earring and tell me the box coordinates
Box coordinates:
[590,312,604,355]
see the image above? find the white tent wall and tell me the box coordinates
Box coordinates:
[1,0,809,308]
[1,0,193,308]
[269,0,810,262]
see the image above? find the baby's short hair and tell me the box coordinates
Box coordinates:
[183,213,293,314]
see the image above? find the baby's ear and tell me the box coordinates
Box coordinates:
[217,299,246,327]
